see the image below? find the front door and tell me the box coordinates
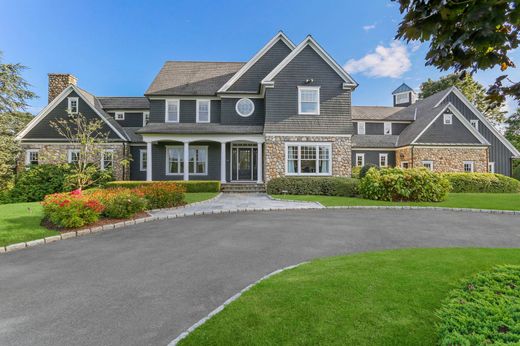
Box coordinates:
[231,146,258,181]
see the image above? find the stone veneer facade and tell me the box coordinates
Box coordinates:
[264,135,352,182]
[396,146,488,173]
[19,143,127,180]
[48,73,77,103]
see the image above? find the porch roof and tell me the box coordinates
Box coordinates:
[136,123,264,135]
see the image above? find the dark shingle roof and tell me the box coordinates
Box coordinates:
[352,135,399,148]
[392,83,414,94]
[123,127,143,142]
[145,61,245,96]
[136,123,263,135]
[98,97,149,110]
[352,106,405,121]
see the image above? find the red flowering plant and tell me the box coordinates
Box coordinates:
[134,182,186,209]
[85,188,148,219]
[42,190,105,228]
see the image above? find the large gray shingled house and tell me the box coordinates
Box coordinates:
[16,32,520,186]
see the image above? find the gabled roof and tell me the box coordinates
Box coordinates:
[98,97,149,110]
[218,32,295,93]
[392,83,414,94]
[261,35,358,89]
[145,61,245,96]
[352,106,405,121]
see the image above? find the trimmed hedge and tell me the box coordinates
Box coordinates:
[266,177,359,197]
[106,180,221,193]
[10,164,72,202]
[359,168,450,202]
[443,173,520,193]
[436,265,520,345]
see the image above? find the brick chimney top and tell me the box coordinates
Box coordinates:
[48,73,77,103]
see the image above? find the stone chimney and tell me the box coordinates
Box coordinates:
[48,73,77,103]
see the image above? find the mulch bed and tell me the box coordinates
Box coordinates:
[41,211,150,233]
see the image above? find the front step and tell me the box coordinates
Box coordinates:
[221,183,266,193]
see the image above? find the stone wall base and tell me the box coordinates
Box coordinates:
[396,146,488,173]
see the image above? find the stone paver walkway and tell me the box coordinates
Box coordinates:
[149,193,323,218]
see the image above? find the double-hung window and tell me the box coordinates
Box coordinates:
[422,160,433,171]
[101,150,113,170]
[26,149,39,166]
[463,161,474,173]
[357,122,366,135]
[68,149,80,164]
[166,146,207,175]
[139,149,147,172]
[298,86,320,115]
[355,153,365,167]
[384,122,392,135]
[286,143,331,175]
[68,97,79,114]
[196,100,211,123]
[165,100,180,122]
[143,112,150,126]
[379,153,388,167]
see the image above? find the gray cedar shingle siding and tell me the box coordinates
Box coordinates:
[264,45,352,134]
[129,146,146,180]
[24,90,123,140]
[354,122,408,135]
[220,98,265,125]
[108,112,144,127]
[416,112,482,144]
[352,150,396,167]
[228,40,293,92]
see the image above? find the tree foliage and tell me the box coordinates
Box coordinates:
[0,51,37,113]
[0,112,32,189]
[394,0,520,107]
[420,73,506,125]
[505,108,520,151]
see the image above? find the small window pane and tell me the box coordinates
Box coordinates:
[198,101,210,122]
[167,101,179,122]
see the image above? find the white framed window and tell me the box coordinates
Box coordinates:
[384,122,392,135]
[143,111,150,126]
[395,92,409,104]
[355,153,365,167]
[401,161,409,169]
[285,143,331,175]
[115,112,125,120]
[139,149,147,172]
[25,149,39,166]
[101,150,114,170]
[68,97,79,114]
[297,86,320,115]
[68,149,80,164]
[463,161,474,173]
[196,100,211,123]
[443,113,453,125]
[235,98,255,117]
[422,160,433,171]
[470,119,479,130]
[165,99,180,123]
[379,153,388,167]
[488,162,495,173]
[357,122,366,135]
[166,146,208,175]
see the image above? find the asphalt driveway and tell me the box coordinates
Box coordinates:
[1,209,519,346]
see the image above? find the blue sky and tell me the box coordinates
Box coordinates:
[1,0,518,115]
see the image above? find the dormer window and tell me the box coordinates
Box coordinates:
[384,122,392,135]
[358,122,366,135]
[115,112,125,120]
[443,113,452,125]
[298,86,320,115]
[395,93,409,104]
[68,97,79,114]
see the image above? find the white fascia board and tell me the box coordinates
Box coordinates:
[218,32,296,93]
[261,35,358,88]
[435,86,520,156]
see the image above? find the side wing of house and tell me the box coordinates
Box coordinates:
[415,110,483,144]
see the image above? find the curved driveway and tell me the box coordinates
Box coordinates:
[1,209,519,346]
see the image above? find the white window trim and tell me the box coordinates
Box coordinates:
[355,153,365,167]
[165,99,180,123]
[142,111,150,126]
[470,119,479,131]
[422,160,434,171]
[114,112,125,120]
[488,162,495,173]
[25,149,39,165]
[101,149,114,170]
[68,149,80,164]
[297,86,320,115]
[139,149,147,172]
[357,122,366,135]
[379,153,388,167]
[196,99,211,123]
[394,92,410,105]
[67,97,79,114]
[443,113,453,125]
[165,145,208,176]
[463,161,474,173]
[400,161,409,169]
[235,98,255,117]
[384,122,392,135]
[284,142,332,176]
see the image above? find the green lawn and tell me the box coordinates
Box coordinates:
[180,248,520,346]
[274,192,520,210]
[0,192,219,247]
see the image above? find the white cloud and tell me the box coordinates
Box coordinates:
[344,41,411,78]
[363,24,376,31]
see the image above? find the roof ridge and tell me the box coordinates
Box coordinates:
[165,60,246,64]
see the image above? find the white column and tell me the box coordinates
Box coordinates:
[220,142,227,183]
[256,142,263,183]
[183,141,189,181]
[146,141,152,181]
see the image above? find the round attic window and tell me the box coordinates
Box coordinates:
[235,98,255,117]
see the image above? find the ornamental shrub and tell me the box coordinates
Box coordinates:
[359,164,378,179]
[87,188,147,219]
[512,165,520,181]
[351,166,362,179]
[135,182,186,209]
[436,265,520,345]
[266,177,359,197]
[10,164,72,202]
[443,173,520,193]
[359,167,450,202]
[106,180,220,192]
[42,189,104,228]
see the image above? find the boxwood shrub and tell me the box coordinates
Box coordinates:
[442,173,520,193]
[436,265,520,345]
[106,180,220,192]
[266,177,359,196]
[359,167,450,202]
[10,164,72,202]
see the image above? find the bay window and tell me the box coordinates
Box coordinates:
[286,143,331,175]
[166,146,207,175]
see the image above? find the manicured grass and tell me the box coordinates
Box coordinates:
[180,248,520,346]
[0,202,57,247]
[274,192,520,210]
[184,192,219,204]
